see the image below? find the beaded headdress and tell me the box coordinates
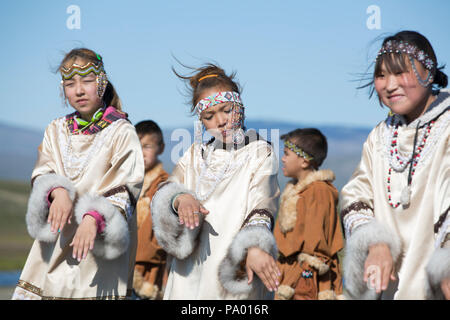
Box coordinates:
[375,40,435,87]
[60,54,108,99]
[284,140,314,161]
[194,91,245,144]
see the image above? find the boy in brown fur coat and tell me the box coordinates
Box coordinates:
[133,120,169,299]
[274,128,344,300]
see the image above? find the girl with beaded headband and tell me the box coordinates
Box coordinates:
[151,63,281,299]
[340,31,450,300]
[12,48,145,300]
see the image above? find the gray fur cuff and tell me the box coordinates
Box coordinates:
[218,225,278,297]
[150,182,203,259]
[425,247,450,299]
[74,193,130,260]
[343,220,402,300]
[26,173,76,242]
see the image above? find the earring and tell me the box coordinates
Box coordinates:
[96,71,108,99]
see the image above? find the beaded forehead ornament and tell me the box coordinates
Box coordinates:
[195,91,243,117]
[284,140,314,161]
[60,54,108,99]
[375,40,435,87]
[194,91,245,144]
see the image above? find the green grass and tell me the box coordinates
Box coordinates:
[0,179,33,271]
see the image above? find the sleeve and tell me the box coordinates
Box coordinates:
[218,142,281,296]
[73,123,145,260]
[340,126,402,300]
[311,186,345,298]
[135,173,169,265]
[339,130,376,238]
[150,145,204,260]
[425,133,450,299]
[26,122,76,242]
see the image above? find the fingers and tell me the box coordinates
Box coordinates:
[199,205,209,215]
[380,263,393,292]
[178,203,208,229]
[70,235,94,262]
[254,259,280,292]
[246,266,254,284]
[69,225,96,262]
[364,265,381,291]
[48,204,72,233]
[441,279,450,300]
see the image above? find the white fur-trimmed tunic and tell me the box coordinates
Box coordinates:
[12,115,144,300]
[340,90,450,299]
[151,133,280,299]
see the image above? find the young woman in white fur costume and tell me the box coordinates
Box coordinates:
[340,31,450,300]
[151,63,281,299]
[12,48,144,300]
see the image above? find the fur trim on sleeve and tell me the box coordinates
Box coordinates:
[425,247,450,300]
[74,193,130,260]
[276,285,295,300]
[150,181,203,259]
[318,289,337,300]
[343,220,402,300]
[298,253,330,276]
[218,225,278,297]
[26,173,76,242]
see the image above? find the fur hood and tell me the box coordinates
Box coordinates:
[277,169,335,233]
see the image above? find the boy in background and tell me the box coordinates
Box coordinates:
[274,128,344,300]
[133,120,169,300]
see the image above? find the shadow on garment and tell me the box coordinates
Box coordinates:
[173,221,219,277]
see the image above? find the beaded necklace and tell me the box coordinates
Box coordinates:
[195,144,235,201]
[386,117,434,208]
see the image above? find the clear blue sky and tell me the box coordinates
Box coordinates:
[1,0,449,132]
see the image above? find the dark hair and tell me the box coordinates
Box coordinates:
[135,120,164,146]
[172,61,242,114]
[58,48,122,110]
[360,30,448,98]
[281,128,328,169]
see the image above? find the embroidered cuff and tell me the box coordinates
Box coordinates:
[341,201,374,237]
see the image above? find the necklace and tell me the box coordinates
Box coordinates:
[194,144,235,201]
[386,118,434,208]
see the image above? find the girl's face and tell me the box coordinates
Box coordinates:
[198,87,235,143]
[374,56,433,122]
[62,59,103,120]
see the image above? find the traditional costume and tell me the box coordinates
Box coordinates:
[341,85,450,299]
[274,141,344,300]
[133,162,169,299]
[151,91,280,299]
[12,58,144,300]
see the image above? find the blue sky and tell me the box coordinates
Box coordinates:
[1,0,449,132]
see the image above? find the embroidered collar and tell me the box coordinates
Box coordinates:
[66,106,129,135]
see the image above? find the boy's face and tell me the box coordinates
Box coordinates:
[281,141,309,179]
[139,133,163,171]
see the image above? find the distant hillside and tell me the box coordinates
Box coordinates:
[0,179,33,270]
[0,120,371,190]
